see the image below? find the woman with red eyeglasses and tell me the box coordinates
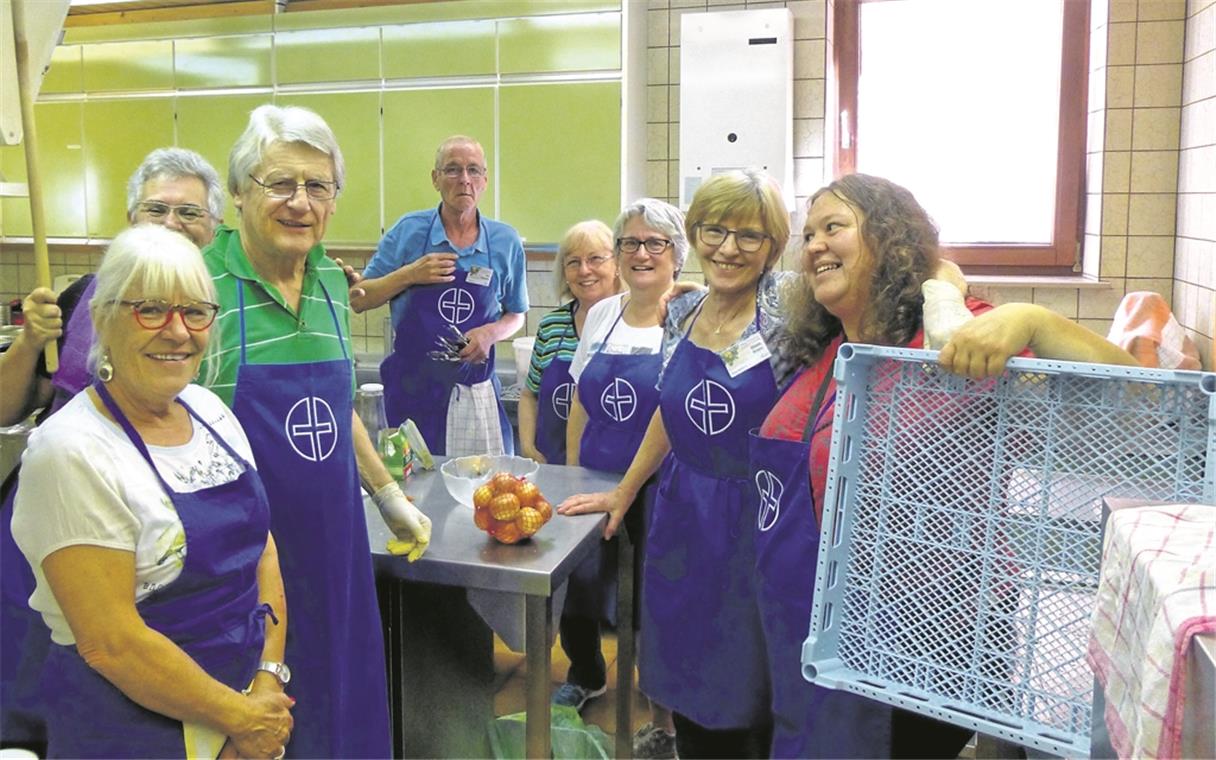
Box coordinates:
[12,225,294,759]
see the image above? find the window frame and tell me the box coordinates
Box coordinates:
[829,0,1091,274]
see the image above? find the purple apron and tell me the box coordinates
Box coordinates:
[564,310,664,621]
[229,281,390,758]
[749,365,893,758]
[49,275,98,413]
[40,382,273,758]
[576,309,663,475]
[0,274,99,745]
[380,215,511,456]
[533,304,577,465]
[639,297,778,729]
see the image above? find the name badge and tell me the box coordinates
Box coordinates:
[720,331,771,378]
[466,266,493,287]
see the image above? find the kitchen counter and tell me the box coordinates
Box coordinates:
[364,459,627,758]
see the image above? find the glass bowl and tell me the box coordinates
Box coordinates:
[440,455,539,508]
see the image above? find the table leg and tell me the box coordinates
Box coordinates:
[525,593,553,758]
[615,530,635,759]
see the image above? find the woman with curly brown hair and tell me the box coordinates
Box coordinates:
[752,173,1135,759]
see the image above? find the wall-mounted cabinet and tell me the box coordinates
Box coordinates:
[382,87,495,226]
[7,6,625,247]
[498,13,620,74]
[0,103,87,238]
[176,35,272,89]
[275,27,380,84]
[276,92,382,244]
[382,20,496,79]
[82,39,174,92]
[84,99,175,237]
[499,82,621,243]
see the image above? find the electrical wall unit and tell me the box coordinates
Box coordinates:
[678,8,793,210]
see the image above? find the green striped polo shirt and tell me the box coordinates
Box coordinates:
[199,226,355,407]
[525,301,580,393]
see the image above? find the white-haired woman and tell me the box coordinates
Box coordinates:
[556,198,688,758]
[12,225,292,759]
[517,220,621,465]
[197,104,429,757]
[0,147,227,753]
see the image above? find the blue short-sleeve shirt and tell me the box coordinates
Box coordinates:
[364,204,529,328]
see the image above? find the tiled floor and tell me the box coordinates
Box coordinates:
[491,630,653,740]
[491,631,983,759]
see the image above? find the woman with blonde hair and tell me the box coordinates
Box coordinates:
[517,220,621,465]
[562,170,792,757]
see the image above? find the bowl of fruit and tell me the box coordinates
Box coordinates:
[440,456,551,545]
[440,455,539,508]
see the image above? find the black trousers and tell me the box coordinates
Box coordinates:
[671,711,772,759]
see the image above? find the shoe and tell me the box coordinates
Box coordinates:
[551,681,607,711]
[632,722,677,759]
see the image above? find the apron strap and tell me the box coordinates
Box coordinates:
[802,360,836,444]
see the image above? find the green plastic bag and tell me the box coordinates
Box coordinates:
[487,705,612,759]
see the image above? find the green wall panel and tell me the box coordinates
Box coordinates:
[273,1,619,32]
[0,103,87,238]
[275,92,381,245]
[381,88,495,227]
[498,13,620,74]
[382,20,495,79]
[499,82,620,243]
[82,40,175,92]
[64,16,271,44]
[176,93,271,226]
[275,28,379,85]
[41,46,82,95]
[176,35,272,89]
[84,99,175,237]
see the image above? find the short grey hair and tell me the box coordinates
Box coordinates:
[553,220,617,302]
[89,224,221,386]
[126,147,225,222]
[612,198,689,276]
[433,135,484,170]
[227,104,345,197]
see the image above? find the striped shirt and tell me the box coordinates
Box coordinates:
[199,226,355,407]
[525,301,580,394]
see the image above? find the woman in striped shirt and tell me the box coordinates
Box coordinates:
[517,221,622,465]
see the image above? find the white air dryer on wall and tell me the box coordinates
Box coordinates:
[679,8,793,211]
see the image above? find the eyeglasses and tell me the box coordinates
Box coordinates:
[136,202,210,224]
[441,164,487,180]
[563,254,614,271]
[696,224,771,253]
[248,175,340,201]
[116,299,220,332]
[616,237,672,255]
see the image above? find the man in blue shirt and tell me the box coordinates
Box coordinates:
[355,135,527,456]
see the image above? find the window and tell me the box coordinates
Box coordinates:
[830,0,1090,272]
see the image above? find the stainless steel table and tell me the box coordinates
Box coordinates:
[364,459,627,758]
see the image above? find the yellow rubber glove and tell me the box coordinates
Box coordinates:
[372,482,431,562]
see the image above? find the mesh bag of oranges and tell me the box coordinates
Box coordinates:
[472,472,553,544]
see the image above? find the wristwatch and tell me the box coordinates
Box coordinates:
[257,660,292,686]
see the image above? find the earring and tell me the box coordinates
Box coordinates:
[97,350,114,383]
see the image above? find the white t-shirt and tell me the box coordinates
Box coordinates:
[569,293,664,383]
[12,384,257,645]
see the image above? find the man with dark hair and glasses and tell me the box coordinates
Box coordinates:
[0,147,225,756]
[354,135,528,457]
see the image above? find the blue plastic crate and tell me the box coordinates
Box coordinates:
[802,345,1216,757]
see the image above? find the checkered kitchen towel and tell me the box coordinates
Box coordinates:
[1088,504,1216,759]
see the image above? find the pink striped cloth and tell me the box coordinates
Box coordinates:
[1088,504,1216,759]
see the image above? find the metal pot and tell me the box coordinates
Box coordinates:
[0,419,33,484]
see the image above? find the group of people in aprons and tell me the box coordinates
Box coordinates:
[1,103,1140,760]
